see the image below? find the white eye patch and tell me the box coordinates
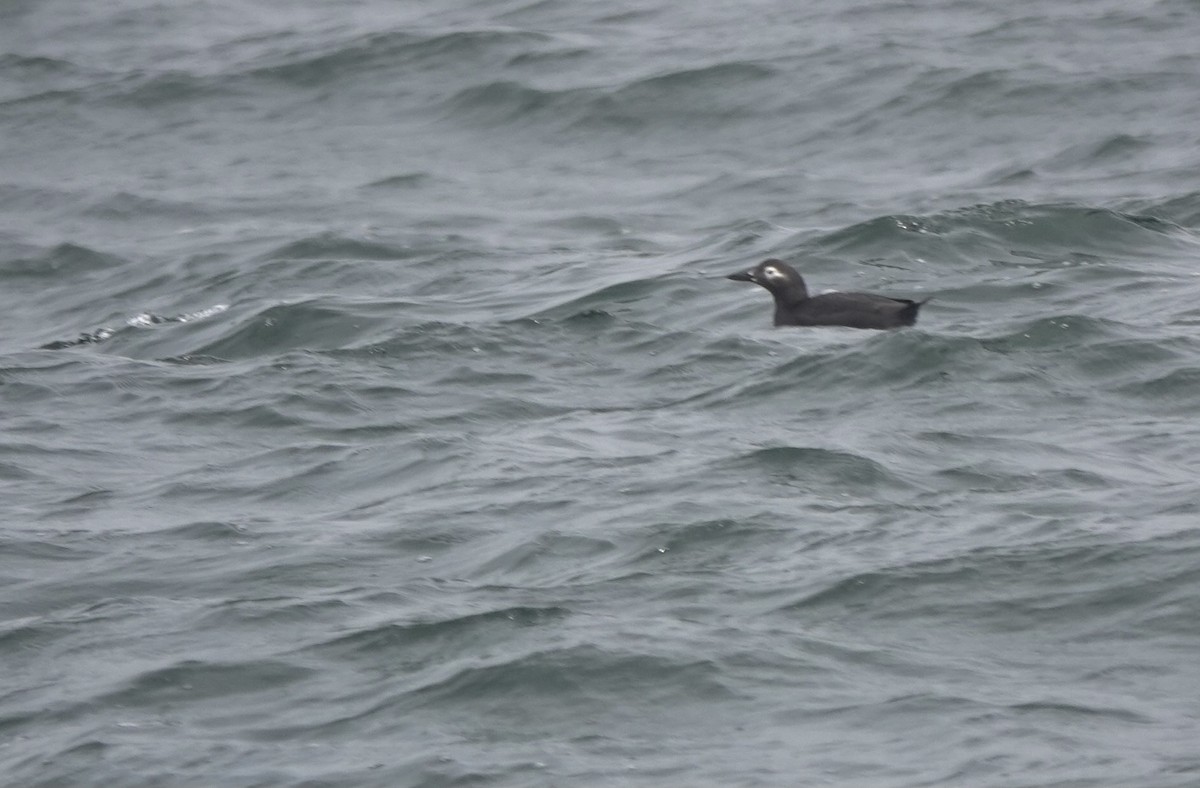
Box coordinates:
[762,266,785,281]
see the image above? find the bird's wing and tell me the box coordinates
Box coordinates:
[796,292,916,328]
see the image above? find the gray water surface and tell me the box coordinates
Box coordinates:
[4,1,1200,785]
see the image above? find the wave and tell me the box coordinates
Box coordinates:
[1120,190,1200,228]
[777,532,1200,626]
[0,53,108,104]
[37,303,228,350]
[812,200,1197,263]
[725,444,898,476]
[4,243,127,278]
[258,233,417,262]
[440,60,778,131]
[305,605,571,659]
[244,28,558,89]
[1,26,569,110]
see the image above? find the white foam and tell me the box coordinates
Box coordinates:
[125,304,229,328]
[176,303,229,323]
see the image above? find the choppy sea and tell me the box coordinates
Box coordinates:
[4,1,1200,785]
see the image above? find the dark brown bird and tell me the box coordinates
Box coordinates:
[727,259,928,329]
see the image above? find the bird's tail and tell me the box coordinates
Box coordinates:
[900,297,931,326]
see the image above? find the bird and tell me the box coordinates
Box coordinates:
[726,259,928,329]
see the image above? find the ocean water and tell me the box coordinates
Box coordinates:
[4,0,1200,784]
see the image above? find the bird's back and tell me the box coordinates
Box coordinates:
[777,291,924,329]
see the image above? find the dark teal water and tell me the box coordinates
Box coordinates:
[4,1,1200,785]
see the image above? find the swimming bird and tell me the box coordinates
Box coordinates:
[726,259,928,329]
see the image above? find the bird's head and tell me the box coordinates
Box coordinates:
[726,259,808,299]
